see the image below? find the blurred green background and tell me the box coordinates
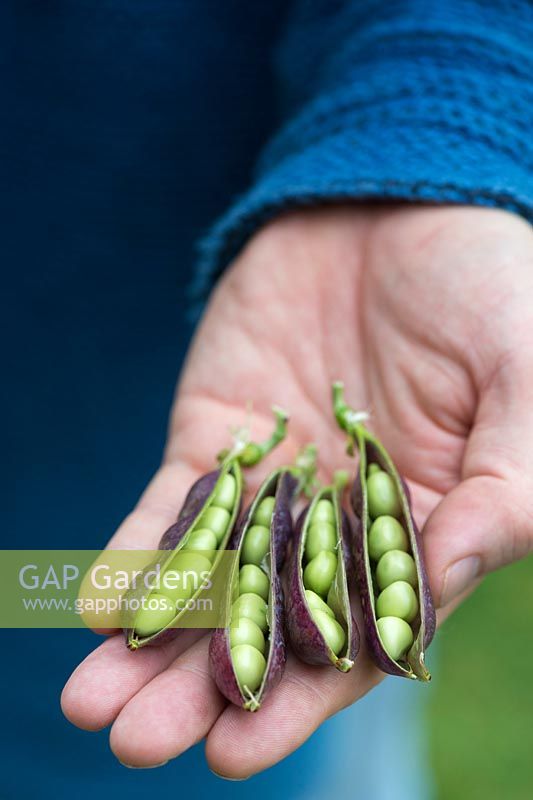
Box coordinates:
[428,555,533,799]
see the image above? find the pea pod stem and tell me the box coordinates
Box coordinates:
[218,406,289,467]
[332,381,370,443]
[333,382,392,478]
[288,443,319,498]
[333,469,349,492]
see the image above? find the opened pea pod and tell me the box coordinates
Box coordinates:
[209,448,317,711]
[286,478,360,672]
[333,382,436,681]
[125,407,288,650]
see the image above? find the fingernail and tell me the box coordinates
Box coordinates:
[440,556,481,607]
[210,769,250,782]
[119,761,168,770]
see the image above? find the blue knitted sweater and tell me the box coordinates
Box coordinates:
[196,0,533,296]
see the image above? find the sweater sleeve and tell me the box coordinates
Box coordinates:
[192,0,532,298]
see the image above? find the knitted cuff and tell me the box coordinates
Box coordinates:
[192,0,532,302]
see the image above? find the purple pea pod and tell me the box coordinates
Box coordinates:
[125,407,288,650]
[286,482,360,672]
[209,465,302,711]
[333,382,436,681]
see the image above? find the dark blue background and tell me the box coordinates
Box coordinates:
[0,3,308,797]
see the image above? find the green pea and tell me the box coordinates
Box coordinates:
[367,472,402,519]
[326,582,338,612]
[134,593,176,637]
[199,506,230,544]
[231,644,266,692]
[241,524,270,566]
[168,551,212,593]
[376,549,417,590]
[303,550,337,597]
[184,527,217,559]
[304,589,335,618]
[311,608,346,655]
[367,463,381,476]
[232,592,268,632]
[376,581,419,623]
[239,564,270,601]
[211,473,237,511]
[312,499,335,524]
[304,521,336,561]
[253,496,275,527]
[376,616,414,661]
[368,516,409,562]
[229,617,266,653]
[159,577,193,606]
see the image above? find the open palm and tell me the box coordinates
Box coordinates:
[62,204,533,776]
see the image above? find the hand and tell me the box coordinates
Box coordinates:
[61,205,533,775]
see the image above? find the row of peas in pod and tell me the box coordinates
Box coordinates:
[210,465,299,711]
[301,498,346,656]
[285,480,359,674]
[132,471,238,639]
[332,381,435,680]
[366,463,419,662]
[228,494,276,693]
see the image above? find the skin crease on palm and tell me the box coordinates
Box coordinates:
[61,204,533,777]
